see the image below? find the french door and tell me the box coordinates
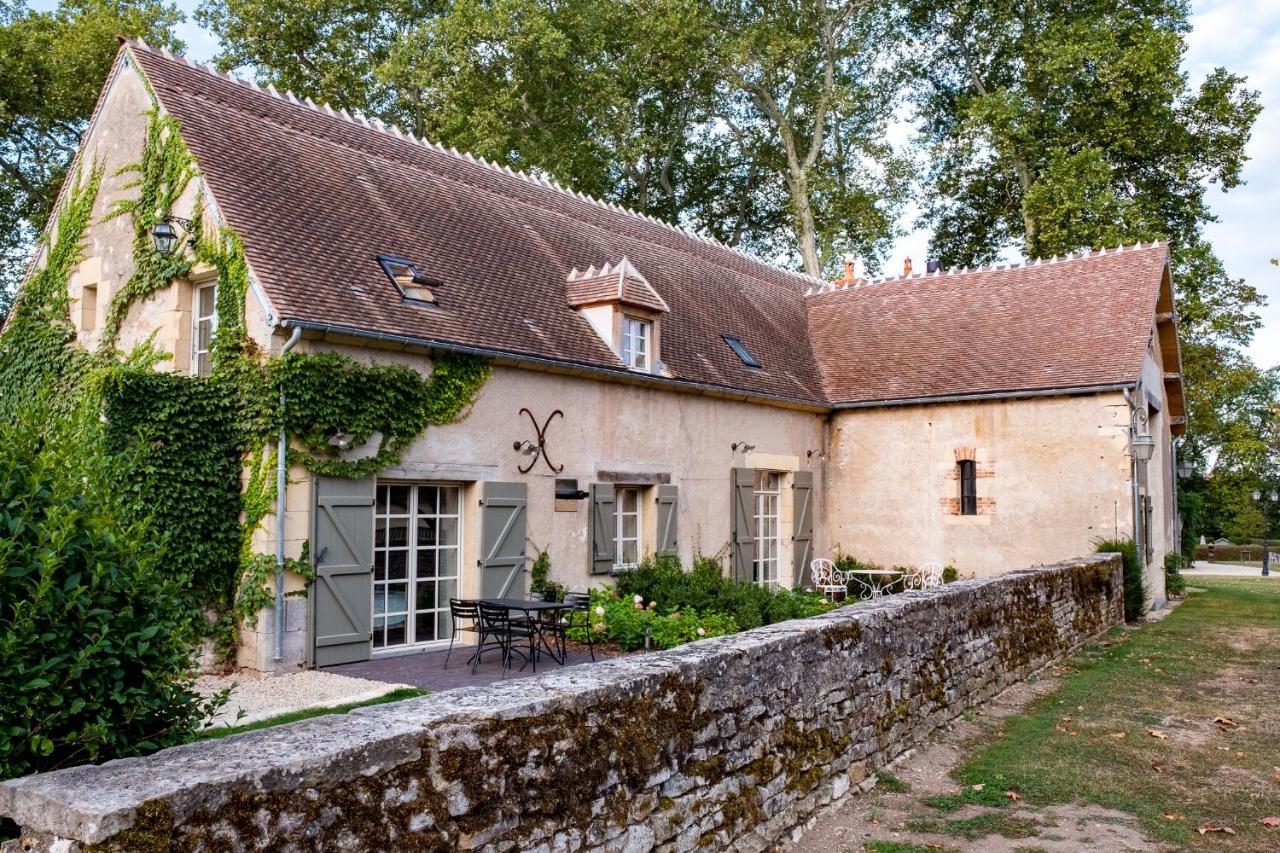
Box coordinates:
[372,483,461,650]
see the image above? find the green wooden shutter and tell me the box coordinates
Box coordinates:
[310,476,375,667]
[589,482,616,574]
[792,470,814,583]
[480,481,528,598]
[730,467,755,581]
[656,484,679,556]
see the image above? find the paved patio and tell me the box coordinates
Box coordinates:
[325,643,609,692]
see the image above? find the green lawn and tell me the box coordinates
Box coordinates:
[190,687,425,742]
[952,577,1280,850]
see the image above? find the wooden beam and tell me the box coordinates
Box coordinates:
[1164,372,1181,383]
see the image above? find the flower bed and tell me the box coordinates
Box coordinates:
[566,555,835,651]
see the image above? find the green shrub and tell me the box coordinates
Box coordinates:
[614,554,832,631]
[1163,552,1188,597]
[1094,537,1148,620]
[567,592,737,650]
[0,401,223,780]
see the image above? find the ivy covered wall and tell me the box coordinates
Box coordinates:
[0,101,489,662]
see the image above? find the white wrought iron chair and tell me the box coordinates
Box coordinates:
[810,558,847,601]
[912,562,945,591]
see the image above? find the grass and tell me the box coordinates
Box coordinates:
[874,769,912,793]
[865,842,957,853]
[190,687,425,741]
[908,812,1043,841]
[951,577,1280,850]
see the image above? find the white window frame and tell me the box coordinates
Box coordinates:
[753,471,781,587]
[621,315,651,371]
[372,483,463,651]
[191,283,217,377]
[614,486,643,571]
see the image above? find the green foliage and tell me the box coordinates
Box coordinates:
[614,553,833,632]
[528,548,565,600]
[274,349,489,478]
[100,111,197,352]
[99,368,245,619]
[0,398,221,780]
[1163,553,1187,598]
[0,0,184,299]
[1094,537,1148,620]
[1176,488,1202,560]
[0,164,101,415]
[568,592,738,651]
[942,564,959,584]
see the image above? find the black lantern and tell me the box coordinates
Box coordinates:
[151,220,180,255]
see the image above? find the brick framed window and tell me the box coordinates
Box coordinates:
[958,459,977,515]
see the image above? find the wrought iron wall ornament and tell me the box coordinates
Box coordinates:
[513,408,564,474]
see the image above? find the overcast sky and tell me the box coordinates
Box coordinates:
[48,0,1279,367]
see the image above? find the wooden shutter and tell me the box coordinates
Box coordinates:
[730,467,755,581]
[589,483,616,574]
[480,481,528,598]
[310,476,375,667]
[656,484,679,556]
[792,471,814,583]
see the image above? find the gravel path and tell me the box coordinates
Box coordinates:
[197,670,414,729]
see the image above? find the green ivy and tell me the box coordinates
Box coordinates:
[1,108,490,666]
[275,350,490,478]
[100,112,196,354]
[0,164,102,416]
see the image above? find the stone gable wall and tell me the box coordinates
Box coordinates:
[0,556,1122,852]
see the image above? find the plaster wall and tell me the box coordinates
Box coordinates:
[826,392,1137,576]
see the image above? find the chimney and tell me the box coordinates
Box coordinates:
[903,256,913,276]
[926,258,942,273]
[842,256,855,283]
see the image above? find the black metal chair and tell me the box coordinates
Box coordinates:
[555,591,595,662]
[443,598,480,669]
[473,601,536,676]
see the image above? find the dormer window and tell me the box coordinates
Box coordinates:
[722,334,761,368]
[621,316,651,371]
[378,255,440,305]
[566,257,668,374]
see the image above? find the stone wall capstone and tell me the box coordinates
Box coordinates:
[0,555,1123,852]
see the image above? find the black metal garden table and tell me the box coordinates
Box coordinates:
[478,598,569,669]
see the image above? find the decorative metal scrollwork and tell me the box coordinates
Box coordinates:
[513,408,564,474]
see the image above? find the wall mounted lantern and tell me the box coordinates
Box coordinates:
[1130,433,1155,462]
[151,216,199,255]
[1176,458,1194,479]
[731,441,756,454]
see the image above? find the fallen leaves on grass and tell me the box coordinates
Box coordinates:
[1108,732,1126,738]
[1260,816,1280,829]
[1004,791,1021,802]
[1163,812,1186,821]
[1148,729,1169,739]
[971,784,985,791]
[1197,824,1236,835]
[1151,762,1165,773]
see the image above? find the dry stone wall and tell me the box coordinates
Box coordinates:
[0,555,1122,852]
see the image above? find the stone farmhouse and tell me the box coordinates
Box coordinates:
[28,41,1185,672]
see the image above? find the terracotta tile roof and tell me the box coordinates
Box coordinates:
[126,44,829,406]
[806,244,1170,405]
[122,43,1173,410]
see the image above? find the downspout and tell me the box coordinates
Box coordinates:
[275,323,303,663]
[1122,386,1143,561]
[1171,435,1184,557]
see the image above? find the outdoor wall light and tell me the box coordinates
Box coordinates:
[1177,458,1194,479]
[328,432,354,451]
[151,217,198,255]
[1129,433,1156,462]
[731,441,756,454]
[513,439,538,456]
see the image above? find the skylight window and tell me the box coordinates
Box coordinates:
[377,255,441,305]
[722,334,761,368]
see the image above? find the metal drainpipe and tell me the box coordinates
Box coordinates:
[1122,387,1143,558]
[275,324,303,663]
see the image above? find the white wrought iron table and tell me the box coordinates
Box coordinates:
[846,568,904,600]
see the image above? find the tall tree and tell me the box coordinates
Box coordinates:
[0,0,185,311]
[906,0,1265,463]
[710,0,910,275]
